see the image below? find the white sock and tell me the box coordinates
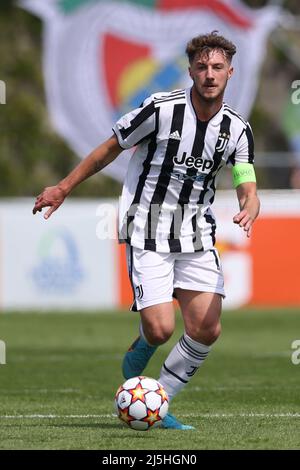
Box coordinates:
[158,333,211,401]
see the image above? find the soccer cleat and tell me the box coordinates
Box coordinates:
[122,336,157,379]
[161,413,195,430]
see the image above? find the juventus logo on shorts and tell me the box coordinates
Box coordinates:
[216,131,230,153]
[135,284,144,300]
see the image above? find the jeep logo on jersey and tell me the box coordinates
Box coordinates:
[173,152,213,172]
[20,0,281,183]
[216,131,231,153]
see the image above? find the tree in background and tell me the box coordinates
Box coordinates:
[0,0,299,194]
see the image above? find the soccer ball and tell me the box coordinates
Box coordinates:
[115,376,169,431]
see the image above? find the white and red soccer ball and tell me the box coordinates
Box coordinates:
[115,376,169,431]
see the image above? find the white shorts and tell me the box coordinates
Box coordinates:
[126,245,225,311]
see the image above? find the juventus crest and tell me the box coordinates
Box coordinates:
[216,131,230,153]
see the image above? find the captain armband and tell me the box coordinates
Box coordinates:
[232,163,256,189]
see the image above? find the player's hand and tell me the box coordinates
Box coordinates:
[233,209,254,238]
[32,186,66,219]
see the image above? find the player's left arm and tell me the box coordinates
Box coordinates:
[233,180,260,238]
[231,123,260,237]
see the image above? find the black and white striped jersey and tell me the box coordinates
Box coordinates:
[113,88,255,253]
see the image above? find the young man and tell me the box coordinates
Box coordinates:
[33,32,260,430]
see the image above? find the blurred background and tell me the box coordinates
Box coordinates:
[0,0,300,311]
[1,1,299,451]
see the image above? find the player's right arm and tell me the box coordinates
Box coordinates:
[32,135,123,219]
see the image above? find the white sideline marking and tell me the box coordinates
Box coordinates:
[0,413,299,419]
[251,352,292,358]
[182,413,300,418]
[188,385,300,392]
[0,414,114,419]
[0,388,82,394]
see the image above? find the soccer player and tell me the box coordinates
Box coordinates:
[33,32,260,430]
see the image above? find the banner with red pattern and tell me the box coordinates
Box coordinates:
[21,0,281,181]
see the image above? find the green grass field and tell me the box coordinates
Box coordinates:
[0,308,299,450]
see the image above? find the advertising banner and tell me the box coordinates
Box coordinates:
[0,193,299,310]
[0,200,117,310]
[117,191,300,309]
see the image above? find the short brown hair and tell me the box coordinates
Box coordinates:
[186,31,236,64]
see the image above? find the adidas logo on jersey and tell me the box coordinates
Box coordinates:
[169,130,181,141]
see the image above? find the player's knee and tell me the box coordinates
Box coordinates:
[203,322,221,344]
[187,321,221,345]
[144,325,173,346]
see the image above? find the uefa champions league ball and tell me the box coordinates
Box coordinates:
[115,376,169,431]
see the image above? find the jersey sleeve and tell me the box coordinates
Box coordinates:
[112,96,157,149]
[229,122,255,166]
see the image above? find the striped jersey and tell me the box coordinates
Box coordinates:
[113,88,255,253]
